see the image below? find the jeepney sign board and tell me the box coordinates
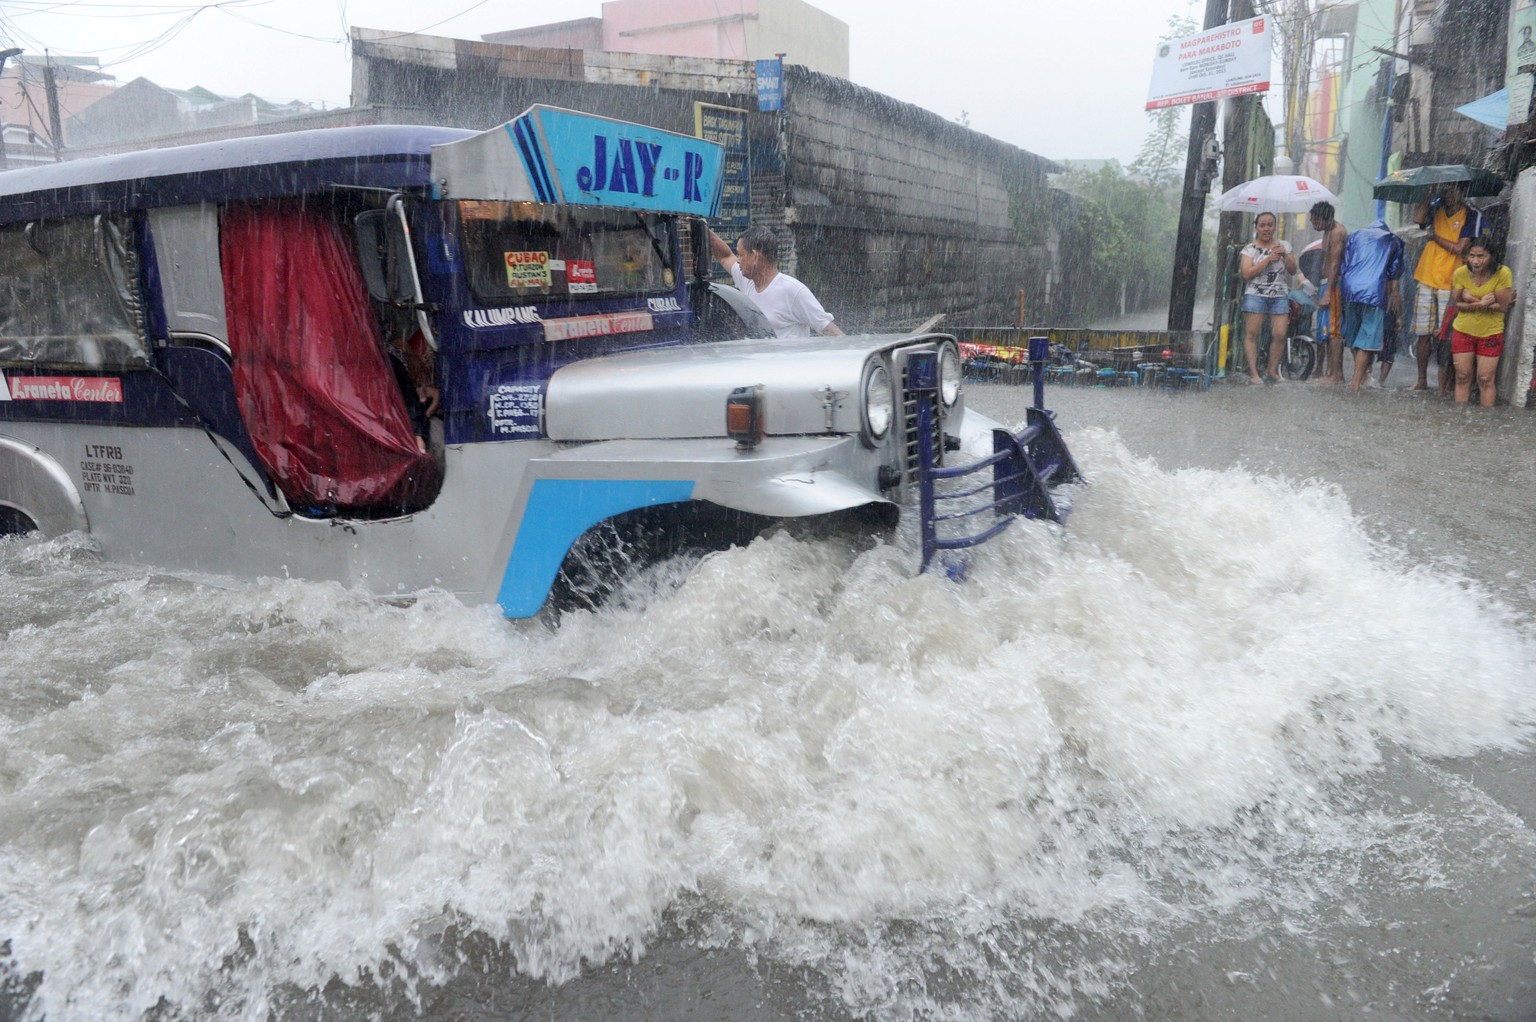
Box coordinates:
[1146,16,1272,110]
[508,106,725,217]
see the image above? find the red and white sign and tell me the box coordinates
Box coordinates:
[542,311,654,342]
[2,375,124,402]
[1146,16,1271,110]
[567,260,597,294]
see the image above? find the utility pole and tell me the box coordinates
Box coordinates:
[1212,0,1257,338]
[0,48,20,170]
[1279,0,1314,183]
[43,54,63,160]
[1167,0,1231,332]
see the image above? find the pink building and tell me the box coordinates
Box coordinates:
[484,0,849,77]
[0,55,115,165]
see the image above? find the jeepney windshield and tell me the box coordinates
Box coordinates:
[458,200,677,305]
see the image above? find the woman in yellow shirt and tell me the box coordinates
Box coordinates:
[1448,237,1515,406]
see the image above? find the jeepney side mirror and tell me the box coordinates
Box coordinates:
[353,209,412,306]
[689,217,710,285]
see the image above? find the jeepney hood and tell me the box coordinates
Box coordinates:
[545,335,910,441]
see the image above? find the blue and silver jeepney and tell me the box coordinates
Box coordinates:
[0,105,1077,616]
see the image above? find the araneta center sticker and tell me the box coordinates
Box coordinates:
[2,375,123,402]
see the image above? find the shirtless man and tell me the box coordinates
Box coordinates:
[1309,202,1349,384]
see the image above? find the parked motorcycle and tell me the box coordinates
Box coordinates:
[1276,289,1320,381]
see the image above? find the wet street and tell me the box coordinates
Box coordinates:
[976,375,1536,1020]
[2,373,1535,1021]
[2,0,1530,1016]
[978,374,1536,610]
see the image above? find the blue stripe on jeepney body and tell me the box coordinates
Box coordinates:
[496,477,696,617]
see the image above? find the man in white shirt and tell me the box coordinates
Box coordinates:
[708,226,844,337]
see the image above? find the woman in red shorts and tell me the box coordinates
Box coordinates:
[1448,237,1515,406]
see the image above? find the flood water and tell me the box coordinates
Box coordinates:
[3,377,1535,1021]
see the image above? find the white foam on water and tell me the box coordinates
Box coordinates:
[1,430,1532,1020]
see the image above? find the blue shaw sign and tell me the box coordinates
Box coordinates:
[511,106,725,217]
[756,58,783,112]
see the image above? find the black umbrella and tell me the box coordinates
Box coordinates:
[1372,164,1504,203]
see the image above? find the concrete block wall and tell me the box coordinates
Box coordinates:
[348,32,1061,333]
[782,68,1055,332]
[1504,167,1535,407]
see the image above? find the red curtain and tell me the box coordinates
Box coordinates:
[220,202,440,513]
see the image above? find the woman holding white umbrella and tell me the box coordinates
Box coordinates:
[1239,211,1298,384]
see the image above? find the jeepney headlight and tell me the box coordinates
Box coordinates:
[861,361,893,447]
[939,342,962,408]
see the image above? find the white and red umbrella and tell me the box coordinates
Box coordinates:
[1216,175,1338,214]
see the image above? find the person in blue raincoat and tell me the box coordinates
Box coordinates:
[1338,220,1405,392]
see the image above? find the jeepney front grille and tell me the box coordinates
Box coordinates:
[896,346,944,487]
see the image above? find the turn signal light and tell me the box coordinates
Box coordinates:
[726,384,766,449]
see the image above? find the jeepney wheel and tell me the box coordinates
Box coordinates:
[550,503,773,614]
[548,501,898,617]
[0,505,38,537]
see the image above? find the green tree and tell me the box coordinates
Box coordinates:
[1038,14,1200,322]
[1131,107,1189,188]
[1052,163,1183,322]
[1008,10,1198,325]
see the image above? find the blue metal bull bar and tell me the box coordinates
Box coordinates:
[914,336,1082,572]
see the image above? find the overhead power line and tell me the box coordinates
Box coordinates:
[2,1,279,74]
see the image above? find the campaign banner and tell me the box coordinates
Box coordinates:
[1146,16,1272,110]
